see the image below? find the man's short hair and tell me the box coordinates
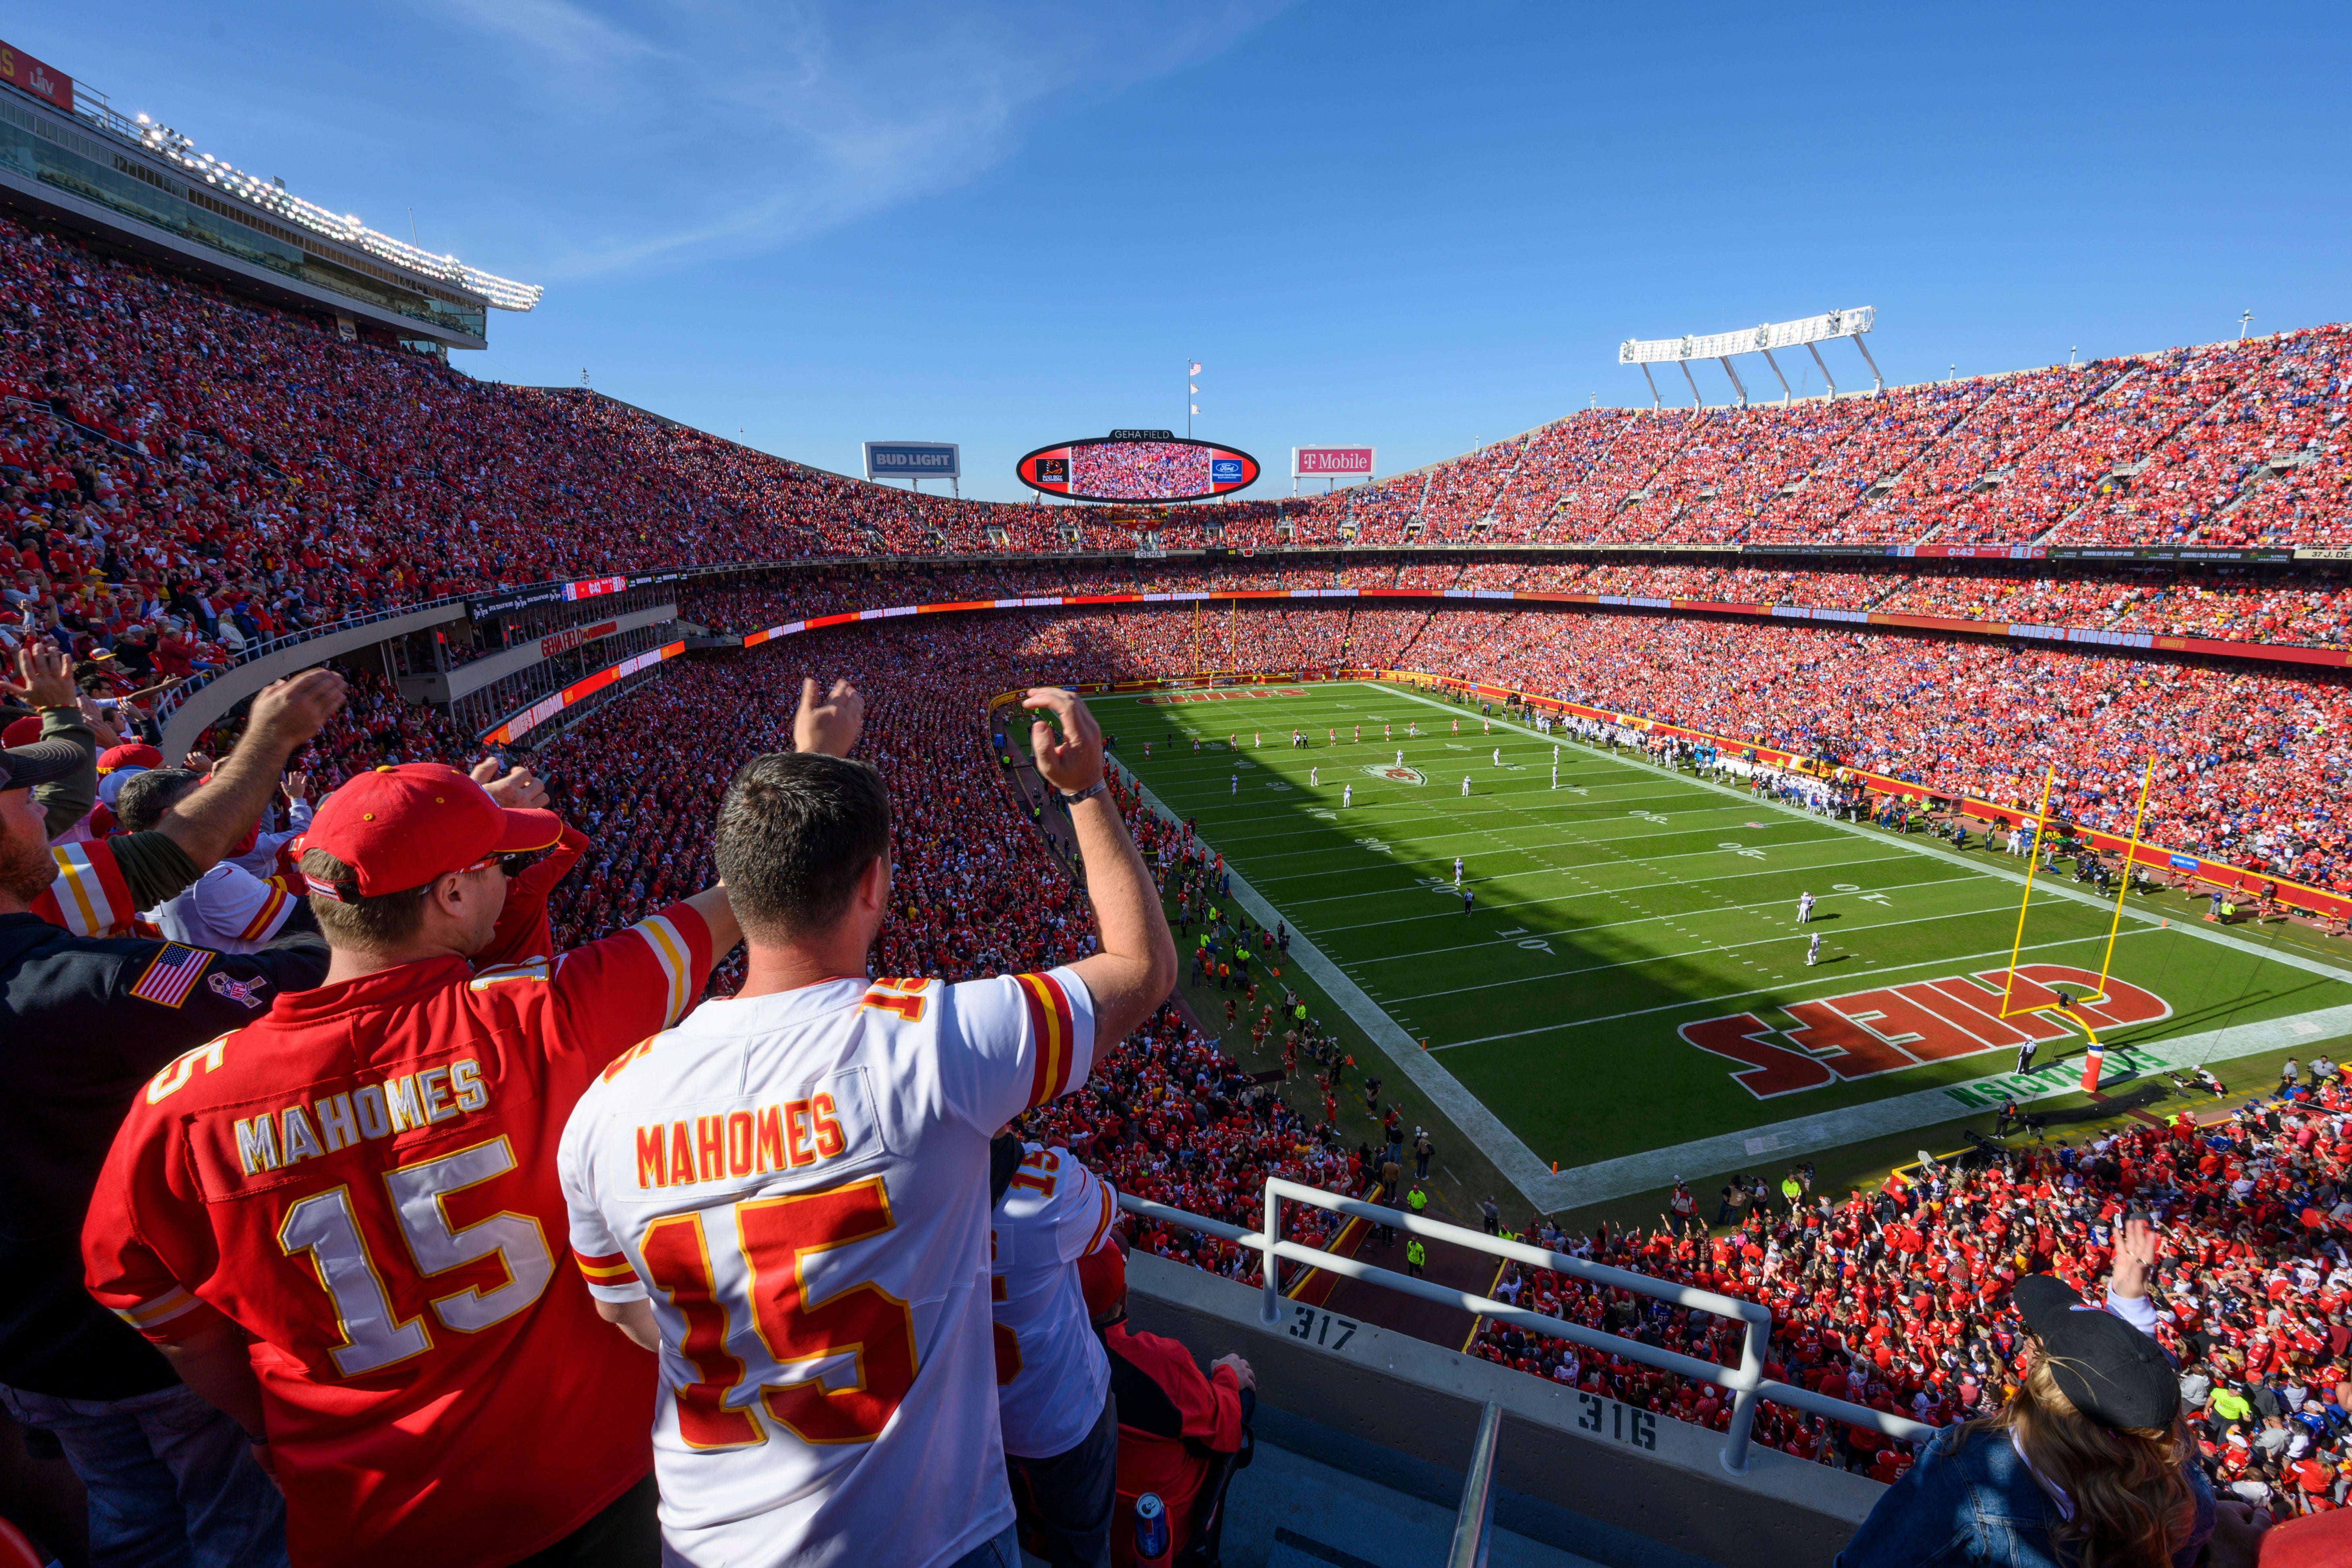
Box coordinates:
[714,753,890,942]
[301,846,431,951]
[113,767,202,833]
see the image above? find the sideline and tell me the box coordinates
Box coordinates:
[1118,684,2352,1210]
[1125,775,1563,1204]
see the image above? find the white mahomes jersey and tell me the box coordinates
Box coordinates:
[991,1144,1117,1459]
[558,968,1094,1568]
[229,798,311,879]
[142,861,297,954]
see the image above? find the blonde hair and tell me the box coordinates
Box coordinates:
[1957,1355,2194,1568]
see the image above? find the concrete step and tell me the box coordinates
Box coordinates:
[1231,1438,1608,1568]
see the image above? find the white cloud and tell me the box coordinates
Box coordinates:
[414,0,1291,277]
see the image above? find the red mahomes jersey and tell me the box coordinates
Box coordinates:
[557,968,1095,1568]
[82,906,714,1568]
[990,1144,1118,1458]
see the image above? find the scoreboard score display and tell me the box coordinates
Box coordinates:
[1017,431,1259,503]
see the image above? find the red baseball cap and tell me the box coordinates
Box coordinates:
[1077,1234,1129,1325]
[297,763,561,901]
[2,716,40,748]
[97,742,162,774]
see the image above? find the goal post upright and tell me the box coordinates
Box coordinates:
[1993,755,2153,1094]
[2089,755,2157,1006]
[1997,765,2059,1023]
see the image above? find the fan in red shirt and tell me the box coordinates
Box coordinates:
[1077,1240,1252,1568]
[81,758,744,1568]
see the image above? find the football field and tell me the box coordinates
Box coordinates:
[1088,680,2352,1211]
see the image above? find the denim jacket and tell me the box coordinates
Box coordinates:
[1837,1423,2214,1568]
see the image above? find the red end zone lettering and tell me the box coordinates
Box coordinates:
[1778,1001,1917,1081]
[1685,966,2173,1100]
[1677,1014,1831,1098]
[1985,964,2172,1030]
[1820,987,1990,1062]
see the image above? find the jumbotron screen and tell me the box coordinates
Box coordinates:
[1016,430,1259,503]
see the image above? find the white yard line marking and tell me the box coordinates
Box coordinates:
[1274,849,1928,908]
[1371,681,2352,984]
[1311,871,1967,937]
[1384,904,2028,1001]
[1430,929,2158,1047]
[1254,833,1903,886]
[1123,683,2352,1210]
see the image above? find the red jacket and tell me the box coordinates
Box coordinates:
[1104,1323,1246,1566]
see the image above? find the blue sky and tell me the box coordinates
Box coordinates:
[23,2,2352,501]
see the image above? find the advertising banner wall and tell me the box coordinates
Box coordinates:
[0,41,72,111]
[864,441,961,481]
[1292,446,1375,478]
[479,641,684,744]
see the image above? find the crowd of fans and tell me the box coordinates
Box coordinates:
[248,618,1371,1251]
[1293,326,2349,552]
[166,616,2352,1514]
[1468,1078,2352,1517]
[172,574,2344,911]
[2,213,2347,661]
[1405,607,2352,894]
[16,561,2352,1567]
[1068,442,1215,502]
[664,559,2352,660]
[17,123,2352,1568]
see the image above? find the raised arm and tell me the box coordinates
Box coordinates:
[1025,686,1178,1048]
[159,669,347,871]
[8,645,97,838]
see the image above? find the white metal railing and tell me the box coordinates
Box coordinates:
[1118,1177,1936,1476]
[1447,1400,1503,1568]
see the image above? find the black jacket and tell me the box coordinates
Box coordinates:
[0,912,329,1398]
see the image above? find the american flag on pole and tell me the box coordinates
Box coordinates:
[129,943,215,1008]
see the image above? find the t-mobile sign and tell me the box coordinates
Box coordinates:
[1292,446,1375,478]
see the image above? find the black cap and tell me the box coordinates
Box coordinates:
[2014,1273,2180,1431]
[0,737,83,791]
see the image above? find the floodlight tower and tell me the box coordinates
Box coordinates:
[1618,309,1882,409]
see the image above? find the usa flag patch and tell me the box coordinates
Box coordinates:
[129,944,215,1008]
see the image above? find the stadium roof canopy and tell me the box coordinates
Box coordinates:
[0,38,537,350]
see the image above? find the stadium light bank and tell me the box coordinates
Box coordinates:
[60,75,542,310]
[1620,308,1880,409]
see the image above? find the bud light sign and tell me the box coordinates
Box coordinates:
[863,441,961,482]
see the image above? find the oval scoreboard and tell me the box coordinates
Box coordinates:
[1016,431,1259,503]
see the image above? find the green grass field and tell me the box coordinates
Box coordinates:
[1088,680,2352,1213]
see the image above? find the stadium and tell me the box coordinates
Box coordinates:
[0,15,2348,1568]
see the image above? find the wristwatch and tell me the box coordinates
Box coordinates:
[1058,780,1109,805]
